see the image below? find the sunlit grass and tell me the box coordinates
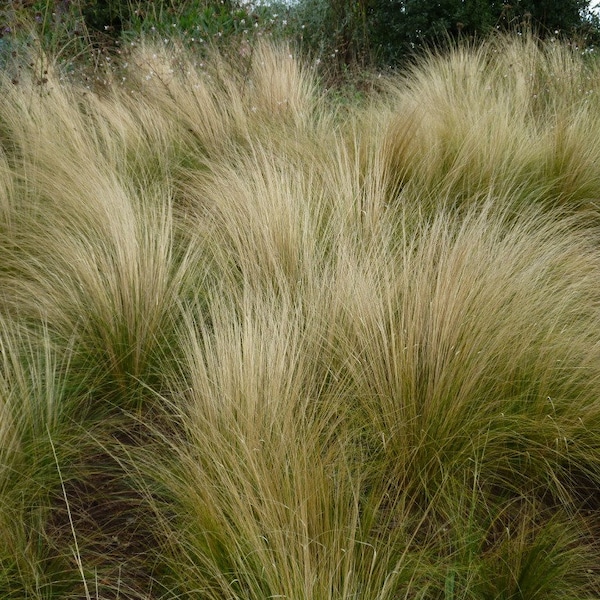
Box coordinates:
[0,34,599,598]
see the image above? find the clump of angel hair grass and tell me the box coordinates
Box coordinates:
[138,125,600,597]
[0,317,89,597]
[141,283,431,599]
[0,55,211,410]
[0,315,167,599]
[0,48,209,598]
[1,35,600,599]
[122,39,323,169]
[362,34,600,218]
[320,198,600,598]
[0,40,328,598]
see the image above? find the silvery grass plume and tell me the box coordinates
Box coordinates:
[0,35,599,599]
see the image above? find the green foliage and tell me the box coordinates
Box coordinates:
[3,0,600,77]
[366,0,597,65]
[285,0,372,73]
[288,0,600,70]
[0,0,296,87]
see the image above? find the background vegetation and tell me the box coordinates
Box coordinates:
[1,1,600,599]
[3,0,600,82]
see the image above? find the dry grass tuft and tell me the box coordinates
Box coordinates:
[0,34,599,598]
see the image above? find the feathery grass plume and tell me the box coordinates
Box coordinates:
[124,39,320,170]
[1,32,600,598]
[243,41,320,130]
[365,199,600,494]
[141,284,425,599]
[349,200,600,594]
[0,191,197,406]
[0,65,206,408]
[376,39,535,206]
[0,51,178,199]
[0,148,15,227]
[178,144,328,299]
[537,105,600,209]
[377,34,600,217]
[75,90,181,196]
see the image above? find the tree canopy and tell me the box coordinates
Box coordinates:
[294,0,600,68]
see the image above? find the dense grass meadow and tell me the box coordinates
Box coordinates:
[2,34,600,598]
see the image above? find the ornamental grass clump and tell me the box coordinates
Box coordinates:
[0,34,599,598]
[371,35,600,218]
